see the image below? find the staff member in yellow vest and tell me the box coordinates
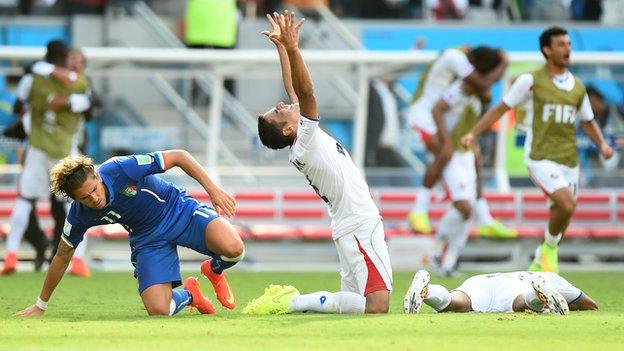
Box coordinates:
[460,27,614,273]
[1,46,91,276]
[185,0,238,95]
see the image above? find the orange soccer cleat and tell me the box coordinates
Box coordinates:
[201,259,236,309]
[183,277,216,314]
[69,257,92,277]
[1,252,17,275]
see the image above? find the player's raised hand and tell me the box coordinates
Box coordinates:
[600,143,614,159]
[261,13,282,46]
[208,186,237,218]
[276,10,305,50]
[460,132,475,148]
[15,305,45,317]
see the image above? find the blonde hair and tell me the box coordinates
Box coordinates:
[50,155,98,199]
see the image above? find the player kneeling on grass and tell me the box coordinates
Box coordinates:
[243,12,392,315]
[404,270,597,315]
[16,150,244,317]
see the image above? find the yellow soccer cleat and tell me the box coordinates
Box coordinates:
[242,285,300,315]
[476,220,518,239]
[529,243,559,273]
[408,211,432,234]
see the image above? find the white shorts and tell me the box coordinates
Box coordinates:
[19,147,59,199]
[442,151,476,202]
[526,158,579,197]
[19,146,79,199]
[454,272,582,313]
[407,100,437,137]
[334,219,393,296]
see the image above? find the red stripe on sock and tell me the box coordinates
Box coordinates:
[354,237,388,296]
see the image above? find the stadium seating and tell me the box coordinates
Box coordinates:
[1,188,622,242]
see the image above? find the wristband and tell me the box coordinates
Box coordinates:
[36,296,48,310]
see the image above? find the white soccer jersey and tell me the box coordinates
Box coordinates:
[440,81,482,132]
[289,115,381,238]
[455,271,582,313]
[502,72,593,162]
[417,48,475,106]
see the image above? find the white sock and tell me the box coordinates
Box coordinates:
[424,284,452,312]
[475,197,493,226]
[524,290,544,312]
[544,229,562,247]
[290,291,366,314]
[436,207,471,271]
[73,235,88,259]
[413,187,432,213]
[6,198,34,252]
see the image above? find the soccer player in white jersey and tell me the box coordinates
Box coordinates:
[427,79,490,276]
[244,11,392,315]
[407,45,514,238]
[404,269,598,315]
[461,27,614,273]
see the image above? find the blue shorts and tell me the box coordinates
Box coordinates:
[131,205,219,294]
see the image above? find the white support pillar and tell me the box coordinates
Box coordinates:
[494,79,511,193]
[352,64,370,170]
[207,72,224,184]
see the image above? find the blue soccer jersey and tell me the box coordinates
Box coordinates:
[61,152,205,249]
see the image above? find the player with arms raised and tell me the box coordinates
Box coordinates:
[461,27,613,272]
[244,11,392,315]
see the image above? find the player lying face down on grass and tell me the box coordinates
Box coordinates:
[16,150,244,317]
[404,270,598,315]
[247,11,392,315]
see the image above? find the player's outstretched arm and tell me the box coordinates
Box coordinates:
[162,149,236,217]
[460,102,509,148]
[580,120,614,159]
[277,11,317,119]
[16,240,75,317]
[262,13,298,104]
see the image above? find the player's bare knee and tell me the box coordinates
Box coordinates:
[560,200,576,217]
[145,303,170,316]
[222,240,245,259]
[365,292,390,314]
[365,300,389,314]
[454,201,472,219]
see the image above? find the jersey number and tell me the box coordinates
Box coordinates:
[306,175,330,205]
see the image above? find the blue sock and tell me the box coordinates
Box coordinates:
[210,253,241,274]
[169,289,192,316]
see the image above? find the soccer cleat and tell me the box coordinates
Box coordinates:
[242,284,300,315]
[201,259,236,309]
[476,220,518,239]
[408,211,432,234]
[530,243,559,273]
[1,252,17,275]
[531,274,569,315]
[404,270,430,313]
[183,277,216,314]
[69,257,92,277]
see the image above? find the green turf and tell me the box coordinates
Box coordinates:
[1,271,623,350]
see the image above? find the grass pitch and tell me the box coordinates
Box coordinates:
[1,270,623,350]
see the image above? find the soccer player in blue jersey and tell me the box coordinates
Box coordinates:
[16,150,244,316]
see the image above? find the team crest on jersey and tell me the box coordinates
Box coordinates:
[122,184,137,197]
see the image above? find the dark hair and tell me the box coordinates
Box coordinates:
[45,39,68,66]
[469,46,502,74]
[539,26,568,59]
[257,115,291,150]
